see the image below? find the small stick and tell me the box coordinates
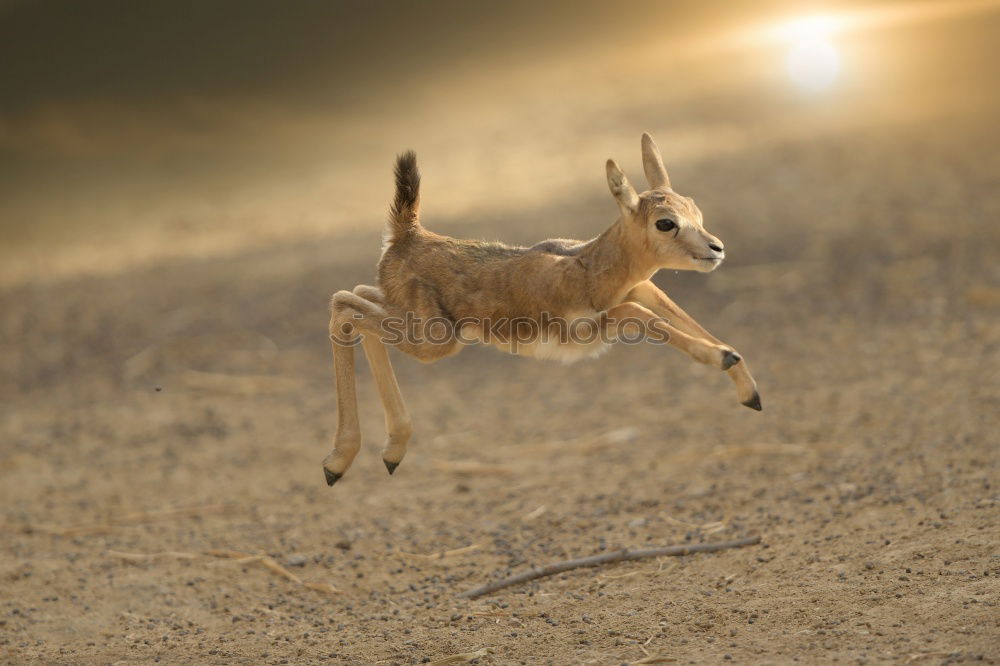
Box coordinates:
[204,550,310,587]
[426,647,492,665]
[522,505,547,522]
[398,544,481,560]
[458,536,761,599]
[107,549,339,595]
[302,581,340,595]
[257,556,303,584]
[107,550,200,562]
[904,653,955,664]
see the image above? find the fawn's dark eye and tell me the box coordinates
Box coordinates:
[655,218,677,232]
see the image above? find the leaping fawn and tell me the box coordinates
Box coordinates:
[324,133,761,485]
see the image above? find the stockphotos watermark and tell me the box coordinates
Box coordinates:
[330,311,670,350]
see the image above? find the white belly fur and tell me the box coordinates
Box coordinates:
[516,336,611,364]
[461,312,611,365]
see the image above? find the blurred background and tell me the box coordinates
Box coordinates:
[2,0,998,283]
[1,1,998,663]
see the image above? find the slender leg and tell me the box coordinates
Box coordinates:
[323,309,362,486]
[352,286,412,473]
[323,288,457,485]
[625,280,761,410]
[360,336,412,474]
[604,302,738,369]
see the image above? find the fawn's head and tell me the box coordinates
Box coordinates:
[606,133,724,273]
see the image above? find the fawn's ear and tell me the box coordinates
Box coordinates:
[606,159,639,213]
[641,133,671,190]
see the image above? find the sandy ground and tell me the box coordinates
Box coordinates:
[2,101,999,664]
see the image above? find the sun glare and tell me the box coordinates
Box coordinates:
[779,16,842,92]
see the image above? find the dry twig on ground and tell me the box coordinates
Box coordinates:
[107,548,339,596]
[458,536,762,599]
[398,544,482,560]
[426,647,493,665]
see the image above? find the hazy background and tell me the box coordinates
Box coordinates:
[2,0,998,284]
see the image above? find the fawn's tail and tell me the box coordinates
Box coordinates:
[388,151,420,241]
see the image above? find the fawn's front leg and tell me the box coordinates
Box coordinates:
[604,302,741,370]
[624,281,761,410]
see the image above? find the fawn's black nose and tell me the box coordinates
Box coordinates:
[708,242,724,253]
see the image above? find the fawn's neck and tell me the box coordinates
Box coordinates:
[580,219,656,310]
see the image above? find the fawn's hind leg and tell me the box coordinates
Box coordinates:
[359,335,411,474]
[324,288,457,485]
[325,305,362,486]
[350,285,411,474]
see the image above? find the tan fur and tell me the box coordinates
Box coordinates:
[322,133,760,485]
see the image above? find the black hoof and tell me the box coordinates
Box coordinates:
[324,468,342,486]
[384,460,400,475]
[741,392,762,411]
[721,350,742,370]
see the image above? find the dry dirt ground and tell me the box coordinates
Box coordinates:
[2,110,999,664]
